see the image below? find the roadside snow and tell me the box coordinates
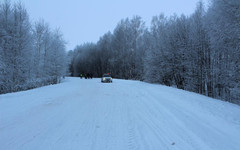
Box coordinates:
[0,77,240,150]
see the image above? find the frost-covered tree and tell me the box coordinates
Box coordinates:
[165,15,190,89]
[32,20,50,78]
[12,2,33,90]
[112,16,146,79]
[206,0,240,103]
[32,25,67,84]
[0,1,33,92]
[48,29,67,83]
[0,44,6,91]
[0,0,14,93]
[188,1,211,95]
[145,14,191,89]
[0,0,67,94]
[144,14,168,83]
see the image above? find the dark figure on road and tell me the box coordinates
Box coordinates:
[87,73,90,79]
[90,73,93,79]
[80,73,83,79]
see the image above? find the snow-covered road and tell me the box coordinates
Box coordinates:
[1,77,240,150]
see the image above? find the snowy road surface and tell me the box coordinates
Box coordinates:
[1,78,240,150]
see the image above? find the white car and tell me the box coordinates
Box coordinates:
[101,74,112,83]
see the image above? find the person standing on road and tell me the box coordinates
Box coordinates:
[90,73,93,79]
[87,73,90,79]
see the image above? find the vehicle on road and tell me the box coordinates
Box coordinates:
[101,74,112,83]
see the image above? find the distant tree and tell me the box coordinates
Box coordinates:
[96,32,114,76]
[71,16,146,80]
[67,50,74,76]
[72,43,97,77]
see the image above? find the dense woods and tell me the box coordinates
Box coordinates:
[70,0,240,104]
[0,1,67,94]
[0,0,239,104]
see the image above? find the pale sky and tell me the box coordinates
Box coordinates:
[11,0,208,50]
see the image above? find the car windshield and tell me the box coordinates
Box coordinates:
[103,74,111,77]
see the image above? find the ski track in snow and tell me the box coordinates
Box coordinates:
[0,77,240,150]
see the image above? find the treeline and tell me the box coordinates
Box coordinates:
[70,0,240,104]
[0,1,67,94]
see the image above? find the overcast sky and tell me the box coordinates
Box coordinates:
[11,0,209,50]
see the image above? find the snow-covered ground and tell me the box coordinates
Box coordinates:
[0,77,240,150]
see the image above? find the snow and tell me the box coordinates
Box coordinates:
[0,77,240,150]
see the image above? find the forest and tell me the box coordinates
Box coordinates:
[0,1,67,94]
[0,0,239,104]
[69,0,240,104]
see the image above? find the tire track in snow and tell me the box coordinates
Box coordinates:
[141,86,238,150]
[1,78,240,150]
[144,89,211,150]
[127,84,209,150]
